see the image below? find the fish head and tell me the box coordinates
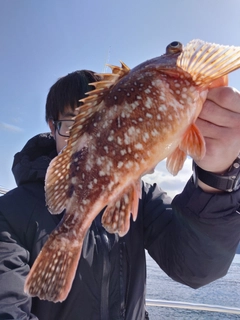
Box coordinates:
[132,41,189,79]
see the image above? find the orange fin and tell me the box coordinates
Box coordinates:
[45,133,90,215]
[102,181,141,237]
[177,39,240,86]
[105,60,130,76]
[45,150,71,214]
[180,123,206,160]
[166,147,187,176]
[167,124,205,175]
[208,75,228,88]
[69,62,131,142]
[24,222,82,302]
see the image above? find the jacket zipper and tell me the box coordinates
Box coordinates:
[100,229,111,320]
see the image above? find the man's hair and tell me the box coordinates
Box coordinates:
[45,70,100,122]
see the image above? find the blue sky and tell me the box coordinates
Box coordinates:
[1,0,240,196]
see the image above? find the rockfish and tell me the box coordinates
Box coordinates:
[24,39,240,302]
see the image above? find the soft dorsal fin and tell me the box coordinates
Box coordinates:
[177,39,240,86]
[45,149,71,214]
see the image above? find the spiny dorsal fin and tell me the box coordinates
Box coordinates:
[69,61,131,142]
[106,60,130,76]
[177,39,240,86]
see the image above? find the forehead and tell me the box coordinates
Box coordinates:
[59,106,78,119]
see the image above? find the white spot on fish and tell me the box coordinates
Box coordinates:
[135,143,143,150]
[128,126,135,135]
[151,128,159,137]
[104,146,109,154]
[117,116,121,128]
[158,104,167,112]
[120,149,127,156]
[146,113,153,119]
[125,161,133,169]
[124,133,131,145]
[143,132,149,142]
[97,158,102,166]
[145,97,153,109]
[181,93,187,99]
[117,136,122,145]
[117,161,123,168]
[131,101,139,109]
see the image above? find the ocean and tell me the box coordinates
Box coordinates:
[146,253,240,319]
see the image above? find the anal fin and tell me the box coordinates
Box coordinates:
[102,181,141,237]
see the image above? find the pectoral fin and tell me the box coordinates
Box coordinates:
[180,123,206,160]
[167,123,205,176]
[166,147,187,176]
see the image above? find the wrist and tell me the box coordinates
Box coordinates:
[192,155,240,193]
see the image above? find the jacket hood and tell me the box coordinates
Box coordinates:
[12,133,57,186]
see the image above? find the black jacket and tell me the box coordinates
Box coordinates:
[0,133,240,320]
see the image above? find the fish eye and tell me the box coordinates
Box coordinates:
[166,41,183,54]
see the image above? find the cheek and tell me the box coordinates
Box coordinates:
[56,136,68,154]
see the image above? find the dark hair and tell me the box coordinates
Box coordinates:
[45,70,100,122]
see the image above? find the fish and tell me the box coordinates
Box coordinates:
[24,39,240,302]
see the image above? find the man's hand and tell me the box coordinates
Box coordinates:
[195,86,240,192]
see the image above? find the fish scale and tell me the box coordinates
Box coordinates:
[24,39,240,302]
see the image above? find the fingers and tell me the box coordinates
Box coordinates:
[195,86,240,173]
[206,86,240,113]
[198,86,240,131]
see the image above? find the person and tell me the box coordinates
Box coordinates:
[0,69,240,320]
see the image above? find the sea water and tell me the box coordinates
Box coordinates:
[146,253,240,319]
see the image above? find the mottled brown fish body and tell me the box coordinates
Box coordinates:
[24,39,240,302]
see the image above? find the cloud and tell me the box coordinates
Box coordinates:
[0,121,23,133]
[142,158,192,199]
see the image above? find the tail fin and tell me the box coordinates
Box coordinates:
[24,230,82,302]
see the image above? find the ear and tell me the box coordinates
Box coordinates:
[48,120,56,139]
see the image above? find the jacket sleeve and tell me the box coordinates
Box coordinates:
[0,212,38,319]
[143,178,240,289]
